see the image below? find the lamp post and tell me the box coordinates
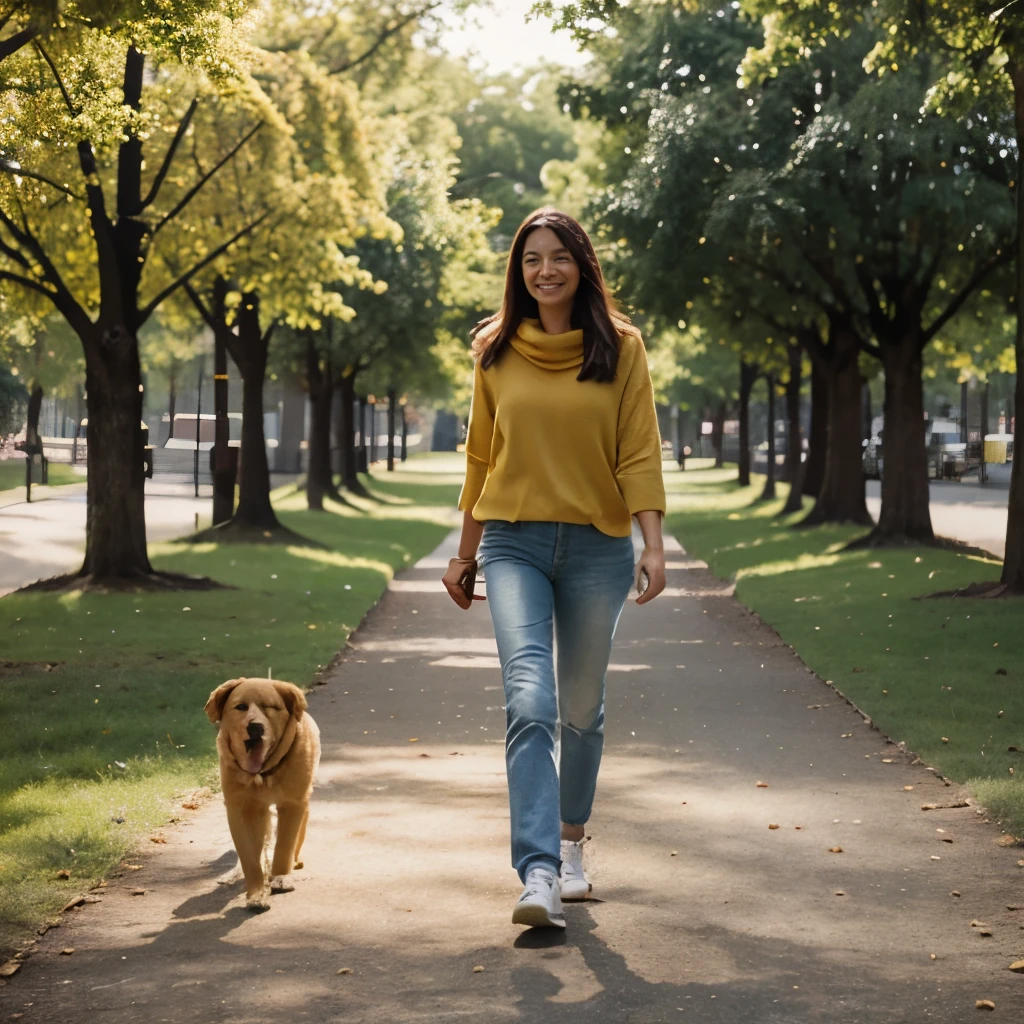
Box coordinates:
[367,394,377,465]
[400,395,408,463]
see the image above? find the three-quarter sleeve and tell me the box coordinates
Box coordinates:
[615,336,666,515]
[457,359,495,514]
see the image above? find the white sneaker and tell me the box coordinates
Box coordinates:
[511,866,566,928]
[560,838,592,900]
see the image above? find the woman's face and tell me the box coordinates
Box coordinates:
[521,226,580,312]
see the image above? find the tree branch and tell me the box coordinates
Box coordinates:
[182,280,218,333]
[151,120,263,235]
[0,268,52,298]
[329,2,440,75]
[0,23,36,64]
[34,40,78,117]
[922,245,1014,347]
[140,97,199,210]
[0,161,80,199]
[140,211,269,323]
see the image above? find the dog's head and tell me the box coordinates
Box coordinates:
[204,678,307,775]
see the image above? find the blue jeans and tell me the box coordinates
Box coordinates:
[479,521,635,881]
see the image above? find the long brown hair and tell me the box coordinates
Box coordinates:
[471,207,635,383]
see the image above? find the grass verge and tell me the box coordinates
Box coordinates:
[0,460,82,497]
[664,467,1024,839]
[0,457,462,957]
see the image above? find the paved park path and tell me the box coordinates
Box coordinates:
[4,530,1024,1023]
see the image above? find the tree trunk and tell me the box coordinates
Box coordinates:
[305,335,336,511]
[801,323,870,527]
[711,400,726,468]
[868,332,934,544]
[802,359,827,498]
[26,383,43,446]
[400,403,408,462]
[1002,57,1024,590]
[227,292,280,531]
[338,372,370,497]
[80,328,153,577]
[387,388,396,472]
[781,344,804,514]
[737,359,758,486]
[760,375,777,501]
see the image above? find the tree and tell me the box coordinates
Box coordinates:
[0,2,261,585]
[739,1,1024,577]
[176,38,383,532]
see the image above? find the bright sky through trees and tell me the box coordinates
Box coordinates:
[437,0,588,73]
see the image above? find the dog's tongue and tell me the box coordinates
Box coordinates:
[244,744,265,775]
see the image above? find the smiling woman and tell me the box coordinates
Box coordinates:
[441,207,668,931]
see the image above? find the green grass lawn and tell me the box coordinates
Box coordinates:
[0,460,82,495]
[665,467,1024,840]
[0,460,462,957]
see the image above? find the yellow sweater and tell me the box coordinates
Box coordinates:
[457,318,666,538]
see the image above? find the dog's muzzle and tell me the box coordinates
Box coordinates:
[245,721,264,752]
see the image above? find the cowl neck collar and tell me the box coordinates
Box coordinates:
[510,318,584,371]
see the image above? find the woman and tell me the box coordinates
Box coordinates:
[442,208,666,929]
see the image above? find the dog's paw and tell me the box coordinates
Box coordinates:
[245,891,271,912]
[270,875,295,894]
[293,860,304,870]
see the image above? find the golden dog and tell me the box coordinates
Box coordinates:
[204,677,321,911]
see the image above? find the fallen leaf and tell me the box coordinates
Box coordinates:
[130,888,145,896]
[971,920,989,928]
[834,890,846,896]
[0,961,20,977]
[1009,960,1024,973]
[979,929,994,937]
[150,837,167,845]
[56,869,71,880]
[951,891,961,897]
[181,802,200,811]
[922,803,938,810]
[942,838,954,843]
[473,966,485,973]
[408,738,418,743]
[1008,905,1022,911]
[941,737,949,744]
[881,758,894,763]
[903,786,915,792]
[1018,860,1024,868]
[756,781,769,788]
[61,896,85,913]
[996,836,1016,847]
[829,847,843,854]
[930,855,941,861]
[670,850,678,856]
[768,824,780,830]
[929,953,937,960]
[59,948,75,956]
[975,1000,995,1010]
[125,864,142,871]
[336,967,352,975]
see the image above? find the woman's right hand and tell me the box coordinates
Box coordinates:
[442,557,481,610]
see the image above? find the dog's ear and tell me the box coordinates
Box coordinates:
[273,681,308,721]
[204,679,241,724]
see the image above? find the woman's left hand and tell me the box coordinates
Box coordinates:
[634,545,666,605]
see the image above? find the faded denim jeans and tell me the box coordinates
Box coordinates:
[479,521,635,881]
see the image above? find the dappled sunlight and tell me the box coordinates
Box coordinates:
[285,545,394,578]
[736,552,845,580]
